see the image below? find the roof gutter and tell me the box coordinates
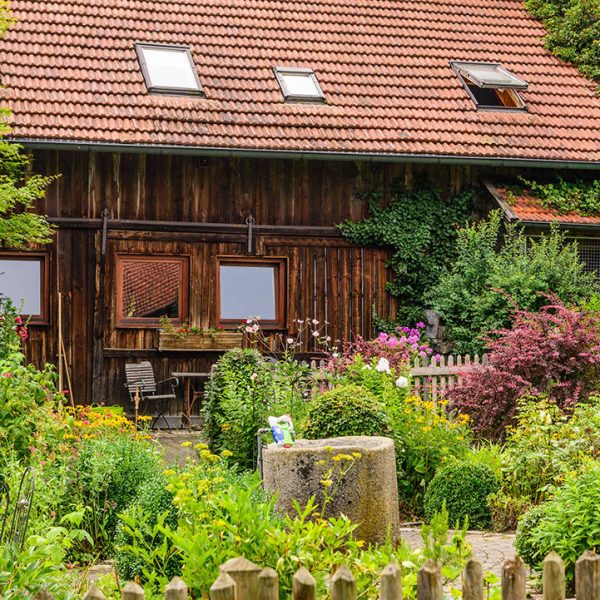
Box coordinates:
[10,137,600,171]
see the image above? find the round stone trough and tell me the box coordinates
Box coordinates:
[262,436,400,545]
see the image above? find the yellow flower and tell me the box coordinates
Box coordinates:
[320,479,333,488]
[221,449,233,457]
[195,442,209,451]
[352,452,362,459]
[163,469,176,476]
[422,426,432,432]
[181,441,192,448]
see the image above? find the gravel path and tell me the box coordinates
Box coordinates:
[401,527,518,578]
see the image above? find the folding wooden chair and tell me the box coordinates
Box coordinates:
[125,361,179,432]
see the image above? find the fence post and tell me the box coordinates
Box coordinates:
[211,573,236,600]
[221,556,261,600]
[462,558,483,600]
[380,562,402,600]
[417,560,441,600]
[122,582,145,600]
[331,565,357,600]
[258,567,279,600]
[543,552,565,600]
[501,557,526,600]
[83,586,108,600]
[164,576,188,600]
[576,550,600,600]
[293,567,317,600]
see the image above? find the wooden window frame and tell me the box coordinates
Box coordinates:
[134,43,205,97]
[217,256,287,330]
[0,251,49,326]
[115,254,190,329]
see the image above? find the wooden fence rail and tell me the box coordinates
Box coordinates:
[35,550,600,599]
[409,354,488,402]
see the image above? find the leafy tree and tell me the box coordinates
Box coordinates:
[430,211,598,353]
[0,2,54,248]
[526,0,600,83]
[338,185,473,324]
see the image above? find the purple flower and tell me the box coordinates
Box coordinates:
[416,322,426,328]
[403,326,410,334]
[378,332,389,342]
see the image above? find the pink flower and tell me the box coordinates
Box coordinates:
[416,321,426,328]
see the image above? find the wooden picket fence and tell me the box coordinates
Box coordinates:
[409,354,488,402]
[35,550,600,599]
[308,353,487,403]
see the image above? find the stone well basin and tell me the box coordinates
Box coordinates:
[262,436,400,545]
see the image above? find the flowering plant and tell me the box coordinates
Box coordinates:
[387,395,471,514]
[241,316,334,357]
[159,315,224,339]
[327,323,439,375]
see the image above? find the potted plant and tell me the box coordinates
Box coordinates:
[158,317,243,351]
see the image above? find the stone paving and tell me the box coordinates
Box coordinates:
[401,527,518,578]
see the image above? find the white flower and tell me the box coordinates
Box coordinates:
[312,318,319,325]
[375,357,391,373]
[286,337,294,345]
[325,336,331,342]
[312,331,319,337]
[332,352,339,359]
[395,376,409,388]
[250,372,258,381]
[362,364,373,370]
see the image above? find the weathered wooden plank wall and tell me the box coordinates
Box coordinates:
[23,149,482,409]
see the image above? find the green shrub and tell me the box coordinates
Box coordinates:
[68,435,163,558]
[430,212,598,353]
[116,449,470,600]
[514,503,548,567]
[424,463,498,530]
[302,384,389,439]
[386,396,471,516]
[115,475,179,581]
[202,349,309,469]
[515,464,600,587]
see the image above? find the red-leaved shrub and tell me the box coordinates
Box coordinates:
[448,300,600,437]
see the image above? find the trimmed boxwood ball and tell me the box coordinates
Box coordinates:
[424,463,498,530]
[302,384,390,439]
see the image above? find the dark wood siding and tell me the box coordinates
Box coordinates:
[23,149,483,410]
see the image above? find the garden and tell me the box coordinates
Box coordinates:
[2,214,600,599]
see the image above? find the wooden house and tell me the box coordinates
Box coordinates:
[0,0,598,416]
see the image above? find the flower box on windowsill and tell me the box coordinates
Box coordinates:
[158,330,243,352]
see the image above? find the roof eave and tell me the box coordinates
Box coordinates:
[10,137,600,170]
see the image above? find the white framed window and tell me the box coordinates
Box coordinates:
[135,43,204,96]
[274,67,325,103]
[451,61,528,110]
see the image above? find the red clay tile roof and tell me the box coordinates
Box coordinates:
[486,182,600,225]
[1,0,600,163]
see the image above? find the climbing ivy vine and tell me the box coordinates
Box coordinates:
[517,177,600,216]
[338,185,474,324]
[525,0,600,84]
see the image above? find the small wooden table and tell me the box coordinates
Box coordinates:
[171,371,211,428]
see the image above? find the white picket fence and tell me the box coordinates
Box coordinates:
[409,354,488,402]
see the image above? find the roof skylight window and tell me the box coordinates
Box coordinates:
[274,67,325,103]
[451,61,528,110]
[135,43,203,96]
